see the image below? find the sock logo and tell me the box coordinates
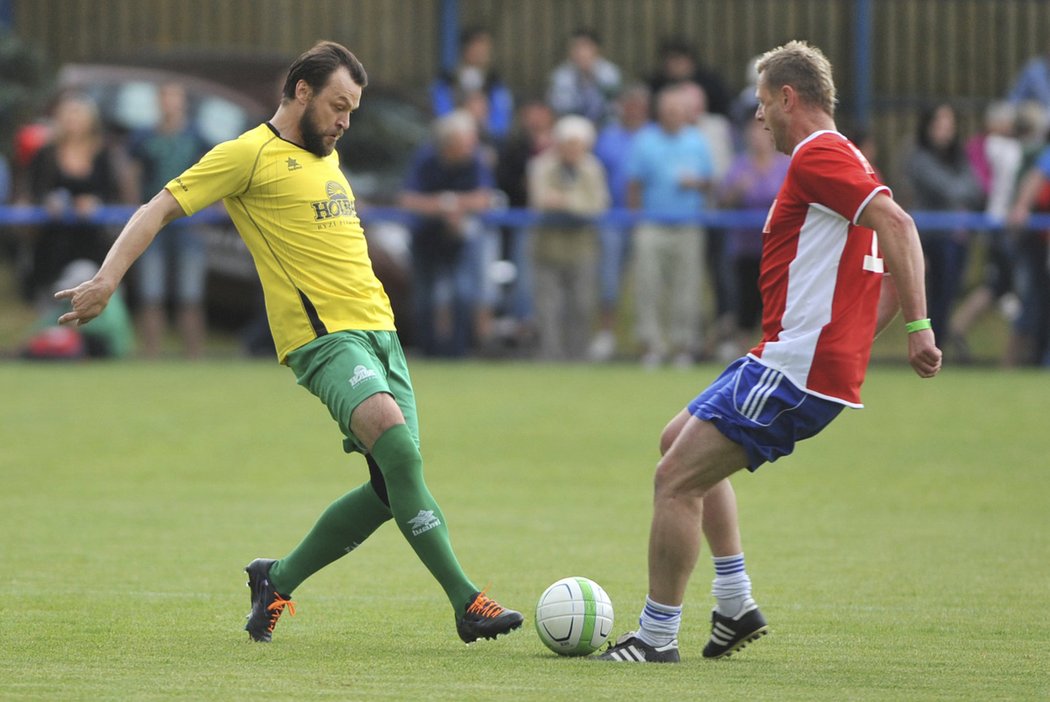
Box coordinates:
[349,364,378,387]
[407,509,441,536]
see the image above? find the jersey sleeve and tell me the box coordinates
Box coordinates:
[164,136,255,216]
[793,140,888,225]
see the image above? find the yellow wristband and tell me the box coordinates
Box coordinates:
[905,318,932,334]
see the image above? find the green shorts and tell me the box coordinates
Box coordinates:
[286,330,419,454]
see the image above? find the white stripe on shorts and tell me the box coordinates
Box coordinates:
[741,366,783,420]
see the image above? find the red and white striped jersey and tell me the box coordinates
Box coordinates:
[749,130,889,407]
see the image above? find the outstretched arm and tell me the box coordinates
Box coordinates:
[858,192,942,378]
[55,188,186,326]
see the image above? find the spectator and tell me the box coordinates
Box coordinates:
[23,91,134,303]
[1006,109,1050,366]
[0,151,10,204]
[966,101,1024,220]
[1007,52,1050,111]
[679,81,733,181]
[647,37,732,118]
[716,119,790,359]
[20,259,134,360]
[846,126,884,182]
[626,85,714,368]
[949,101,1024,361]
[457,88,500,169]
[495,99,556,346]
[547,28,622,126]
[128,82,210,359]
[589,84,651,362]
[399,110,498,357]
[526,115,609,360]
[902,102,983,340]
[729,55,761,137]
[680,80,735,348]
[496,100,556,209]
[430,26,514,144]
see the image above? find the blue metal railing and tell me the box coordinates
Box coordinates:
[2,205,1048,232]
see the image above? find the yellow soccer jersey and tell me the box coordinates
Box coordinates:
[166,123,395,363]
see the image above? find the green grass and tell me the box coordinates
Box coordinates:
[1,360,1047,701]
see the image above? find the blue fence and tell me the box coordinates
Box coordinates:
[3,205,1049,232]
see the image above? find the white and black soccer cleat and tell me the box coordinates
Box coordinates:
[596,632,681,663]
[702,605,768,658]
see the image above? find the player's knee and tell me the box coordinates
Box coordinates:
[653,454,709,501]
[370,424,423,483]
[658,413,689,456]
[658,425,676,456]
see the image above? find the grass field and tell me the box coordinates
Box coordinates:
[1,359,1047,701]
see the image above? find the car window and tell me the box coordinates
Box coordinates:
[113,81,161,130]
[196,97,247,145]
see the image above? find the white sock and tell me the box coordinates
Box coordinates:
[636,596,682,648]
[712,553,755,618]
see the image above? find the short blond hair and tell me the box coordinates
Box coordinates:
[756,40,837,115]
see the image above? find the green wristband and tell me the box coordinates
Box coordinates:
[905,318,932,334]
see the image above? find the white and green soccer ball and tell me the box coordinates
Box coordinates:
[535,576,614,656]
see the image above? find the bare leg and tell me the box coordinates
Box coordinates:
[701,480,742,558]
[138,303,166,359]
[177,303,206,360]
[648,413,748,606]
[949,285,992,338]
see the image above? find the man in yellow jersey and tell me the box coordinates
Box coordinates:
[55,41,523,645]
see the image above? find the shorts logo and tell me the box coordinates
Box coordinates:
[349,364,378,387]
[407,509,442,536]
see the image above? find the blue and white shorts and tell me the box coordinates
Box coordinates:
[688,357,845,471]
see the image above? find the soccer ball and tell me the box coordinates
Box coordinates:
[535,576,614,656]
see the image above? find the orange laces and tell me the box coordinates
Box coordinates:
[266,594,296,633]
[466,590,504,619]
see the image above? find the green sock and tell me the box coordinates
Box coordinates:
[370,423,477,611]
[269,481,392,594]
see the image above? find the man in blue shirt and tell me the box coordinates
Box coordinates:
[626,84,714,368]
[589,84,652,361]
[399,111,498,357]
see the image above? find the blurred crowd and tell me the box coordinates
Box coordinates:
[5,29,1050,368]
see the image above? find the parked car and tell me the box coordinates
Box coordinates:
[61,56,432,204]
[54,61,428,345]
[57,63,268,146]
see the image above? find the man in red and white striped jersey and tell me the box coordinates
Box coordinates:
[600,40,942,664]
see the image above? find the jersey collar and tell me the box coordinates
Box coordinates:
[791,129,844,158]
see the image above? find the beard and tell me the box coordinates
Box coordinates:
[299,102,335,157]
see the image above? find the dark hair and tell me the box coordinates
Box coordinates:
[282,41,367,101]
[916,102,963,165]
[459,26,490,50]
[570,27,600,45]
[659,37,696,60]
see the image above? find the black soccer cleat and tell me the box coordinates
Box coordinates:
[456,590,523,643]
[702,605,768,659]
[244,558,296,643]
[596,632,681,663]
